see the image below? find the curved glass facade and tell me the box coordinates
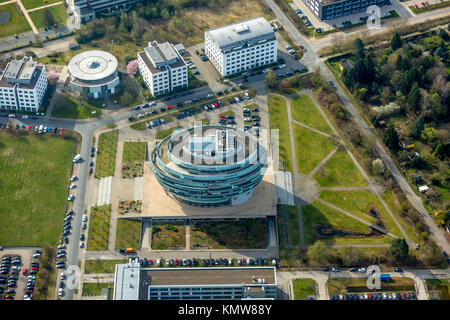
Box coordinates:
[150,125,267,207]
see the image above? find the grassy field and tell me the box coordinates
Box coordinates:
[302,201,373,244]
[0,3,32,38]
[0,131,77,246]
[51,94,102,119]
[290,94,334,135]
[190,219,267,249]
[114,219,141,250]
[82,282,113,296]
[328,277,415,295]
[155,126,183,140]
[314,149,367,188]
[286,205,301,246]
[268,94,292,172]
[293,279,317,300]
[426,279,450,300]
[152,223,186,250]
[86,205,111,251]
[84,259,127,274]
[122,141,146,178]
[21,0,61,10]
[293,123,336,174]
[199,118,210,125]
[29,4,69,30]
[96,130,119,178]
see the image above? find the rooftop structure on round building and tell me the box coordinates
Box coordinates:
[68,50,120,99]
[150,125,268,207]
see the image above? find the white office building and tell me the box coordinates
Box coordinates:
[66,0,143,23]
[0,56,47,112]
[138,41,188,97]
[205,17,277,77]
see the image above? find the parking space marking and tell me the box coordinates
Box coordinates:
[97,176,112,206]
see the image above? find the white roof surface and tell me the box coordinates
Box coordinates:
[68,50,118,81]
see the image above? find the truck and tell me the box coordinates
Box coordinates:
[380,273,391,281]
[125,248,136,253]
[72,154,81,163]
[38,125,44,134]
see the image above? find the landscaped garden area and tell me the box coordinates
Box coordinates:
[82,282,113,296]
[96,130,119,178]
[84,259,127,274]
[86,205,111,251]
[118,200,142,215]
[0,131,78,246]
[114,218,141,250]
[122,141,146,178]
[190,219,267,249]
[293,278,317,300]
[151,223,186,250]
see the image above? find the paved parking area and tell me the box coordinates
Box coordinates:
[1,248,37,300]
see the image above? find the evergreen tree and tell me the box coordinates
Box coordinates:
[389,238,409,261]
[407,82,421,113]
[383,123,399,152]
[409,115,424,138]
[390,32,402,51]
[353,38,365,60]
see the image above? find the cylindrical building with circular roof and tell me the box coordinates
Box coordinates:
[151,125,268,207]
[68,50,120,99]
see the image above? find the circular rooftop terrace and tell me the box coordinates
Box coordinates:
[68,50,118,82]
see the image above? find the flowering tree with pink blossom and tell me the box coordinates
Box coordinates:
[47,71,59,85]
[127,59,139,75]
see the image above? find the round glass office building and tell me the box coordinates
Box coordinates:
[150,125,267,207]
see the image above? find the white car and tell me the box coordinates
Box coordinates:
[69,184,76,189]
[67,194,74,201]
[60,272,65,280]
[137,113,144,118]
[32,253,40,258]
[358,268,366,273]
[279,64,286,69]
[22,115,29,119]
[149,101,157,106]
[80,242,84,248]
[82,214,88,222]
[58,288,64,296]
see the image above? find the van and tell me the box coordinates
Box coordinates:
[73,154,81,163]
[38,125,44,134]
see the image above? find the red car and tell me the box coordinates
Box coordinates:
[31,266,39,271]
[421,2,425,5]
[22,268,27,275]
[174,259,179,266]
[368,293,373,300]
[241,258,246,265]
[414,4,418,8]
[60,128,64,132]
[219,115,225,118]
[214,102,219,107]
[167,106,173,110]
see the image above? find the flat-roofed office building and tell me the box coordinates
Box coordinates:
[205,17,277,77]
[302,0,389,21]
[66,0,143,23]
[0,56,47,112]
[113,261,277,300]
[138,41,188,97]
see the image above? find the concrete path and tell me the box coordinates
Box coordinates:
[274,171,295,205]
[97,177,112,206]
[134,177,143,201]
[308,146,339,178]
[16,0,38,34]
[140,219,151,249]
[27,1,63,13]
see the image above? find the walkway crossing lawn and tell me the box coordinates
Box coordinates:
[114,219,141,250]
[84,259,127,274]
[293,123,336,174]
[0,131,76,246]
[286,205,301,246]
[268,94,292,172]
[320,190,402,238]
[86,205,111,251]
[314,149,367,188]
[190,219,267,249]
[29,3,69,30]
[152,223,186,250]
[0,4,32,38]
[51,94,102,119]
[290,94,334,136]
[301,201,372,244]
[328,277,415,295]
[293,279,317,300]
[96,130,119,178]
[21,0,61,10]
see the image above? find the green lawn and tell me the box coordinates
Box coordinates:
[96,130,119,178]
[0,3,32,38]
[82,282,113,296]
[29,3,69,30]
[21,0,61,10]
[286,205,301,246]
[190,219,267,249]
[293,123,336,174]
[155,126,183,140]
[86,205,111,251]
[302,201,372,244]
[122,141,146,162]
[84,259,127,274]
[314,149,367,187]
[290,94,334,135]
[51,94,102,119]
[199,118,210,125]
[328,277,415,295]
[0,131,77,246]
[426,279,450,300]
[114,219,141,250]
[268,94,292,172]
[293,279,317,300]
[152,223,186,250]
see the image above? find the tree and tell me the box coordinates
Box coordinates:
[265,69,276,88]
[383,123,399,153]
[278,80,290,92]
[389,238,409,261]
[407,82,421,113]
[306,241,329,265]
[46,71,59,85]
[372,158,385,175]
[41,8,55,27]
[390,32,402,51]
[352,38,365,59]
[119,92,135,107]
[435,210,449,227]
[127,60,139,76]
[409,115,424,138]
[338,246,364,267]
[421,127,438,146]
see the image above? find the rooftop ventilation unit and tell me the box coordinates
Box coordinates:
[235,24,249,34]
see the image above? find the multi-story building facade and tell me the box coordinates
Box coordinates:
[204,17,277,77]
[114,260,277,300]
[66,0,142,23]
[0,57,47,112]
[138,41,188,97]
[302,0,389,21]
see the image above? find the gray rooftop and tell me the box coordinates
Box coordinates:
[113,262,140,300]
[205,17,275,50]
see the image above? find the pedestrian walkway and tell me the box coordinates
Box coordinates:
[134,177,143,201]
[97,177,112,206]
